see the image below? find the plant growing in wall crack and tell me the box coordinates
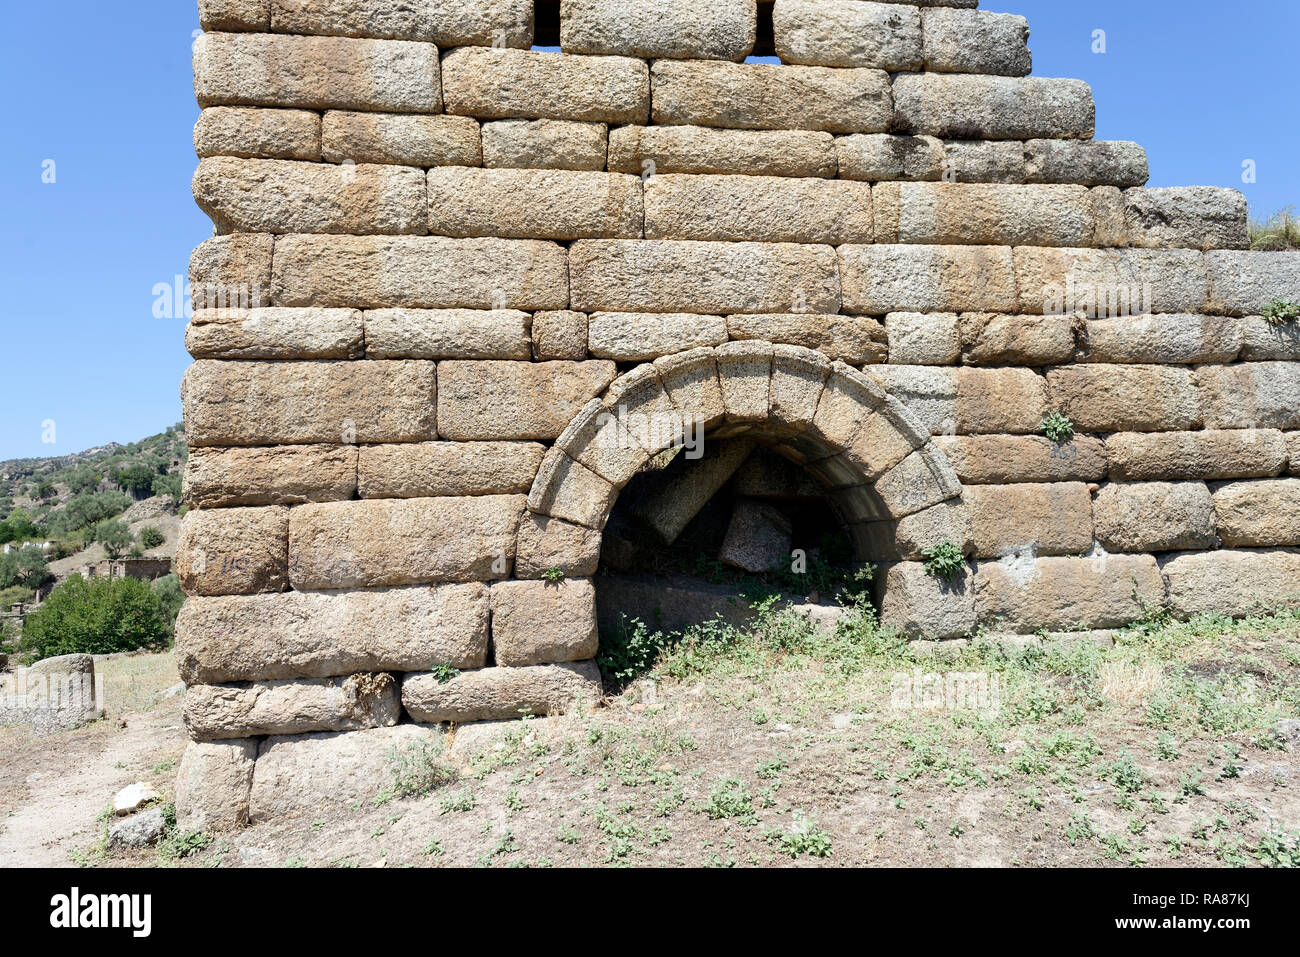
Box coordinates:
[1262,299,1300,325]
[923,541,966,581]
[1040,411,1075,443]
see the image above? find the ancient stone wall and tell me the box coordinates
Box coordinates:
[176,0,1300,825]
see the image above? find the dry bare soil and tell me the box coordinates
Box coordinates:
[3,603,1299,869]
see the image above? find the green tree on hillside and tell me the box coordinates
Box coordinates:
[21,574,171,661]
[115,464,156,498]
[67,465,100,495]
[93,519,132,559]
[0,546,50,591]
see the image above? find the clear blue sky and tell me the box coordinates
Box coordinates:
[0,0,1296,460]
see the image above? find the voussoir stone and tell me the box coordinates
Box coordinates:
[177,505,289,596]
[184,445,358,508]
[184,673,401,741]
[401,661,603,723]
[490,579,599,666]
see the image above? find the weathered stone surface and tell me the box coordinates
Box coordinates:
[185,445,358,508]
[321,111,480,166]
[358,442,544,498]
[561,0,755,60]
[200,0,269,31]
[773,0,922,71]
[194,157,425,235]
[443,47,649,124]
[533,310,589,360]
[727,314,886,364]
[1024,140,1149,187]
[892,74,1094,140]
[183,359,436,446]
[855,499,971,561]
[363,308,532,359]
[975,554,1165,631]
[878,561,976,640]
[1106,430,1288,482]
[875,183,1095,247]
[718,500,794,573]
[527,448,618,528]
[609,126,837,178]
[1161,549,1300,620]
[1196,362,1300,430]
[886,312,961,365]
[654,348,727,427]
[1241,317,1300,361]
[249,725,443,823]
[964,483,1094,559]
[269,0,535,47]
[651,60,892,134]
[934,435,1108,484]
[1093,482,1216,553]
[1124,187,1249,251]
[195,107,321,161]
[482,120,608,171]
[872,366,1047,435]
[273,235,569,310]
[715,341,774,423]
[1212,479,1300,548]
[768,346,833,433]
[588,313,727,361]
[941,140,1025,184]
[175,584,490,683]
[177,506,289,596]
[922,8,1031,76]
[1013,247,1209,315]
[186,307,364,359]
[515,513,603,579]
[872,445,961,518]
[437,360,616,441]
[835,133,943,182]
[427,167,643,240]
[490,579,599,666]
[1078,314,1242,364]
[633,438,757,543]
[289,496,525,589]
[958,313,1076,366]
[175,739,258,832]
[402,661,603,723]
[184,674,401,741]
[571,240,840,315]
[839,245,1016,314]
[1205,251,1300,317]
[190,233,272,309]
[645,173,871,244]
[194,33,442,113]
[2,655,100,734]
[108,808,167,851]
[1047,365,1200,433]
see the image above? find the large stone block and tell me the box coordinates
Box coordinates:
[321,112,481,167]
[193,157,425,235]
[963,483,1094,559]
[194,33,442,113]
[718,499,794,573]
[588,313,728,361]
[481,119,608,171]
[561,0,755,60]
[175,584,490,683]
[886,312,960,365]
[892,74,1094,140]
[941,140,1025,184]
[1047,365,1200,433]
[1241,317,1300,361]
[272,235,569,310]
[1204,251,1300,317]
[186,307,364,360]
[1106,430,1288,482]
[773,0,922,71]
[1124,187,1249,251]
[835,133,944,182]
[175,739,258,832]
[875,183,1096,247]
[289,495,526,588]
[934,434,1108,485]
[514,513,603,579]
[177,505,289,596]
[1093,482,1217,553]
[839,244,1016,314]
[1078,314,1242,364]
[184,445,358,508]
[1024,140,1148,187]
[737,313,887,365]
[878,561,976,640]
[190,233,272,309]
[1196,362,1300,430]
[194,106,322,161]
[974,554,1165,632]
[363,308,531,360]
[532,310,589,360]
[427,167,643,240]
[1012,247,1209,316]
[872,366,1047,435]
[490,579,599,666]
[437,360,616,441]
[184,674,401,741]
[442,47,649,123]
[644,173,872,244]
[631,438,757,543]
[609,126,837,178]
[183,359,436,446]
[527,447,618,528]
[1161,549,1300,620]
[401,661,603,723]
[921,8,1031,76]
[199,0,269,31]
[571,240,840,315]
[1212,479,1300,548]
[958,313,1077,367]
[269,0,535,47]
[358,442,544,498]
[651,60,892,134]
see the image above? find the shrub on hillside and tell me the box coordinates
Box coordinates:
[138,525,165,549]
[20,574,172,661]
[46,490,131,536]
[93,519,132,559]
[115,463,157,498]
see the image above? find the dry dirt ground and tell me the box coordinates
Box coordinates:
[3,605,1299,869]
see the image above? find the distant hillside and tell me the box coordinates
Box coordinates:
[0,425,187,507]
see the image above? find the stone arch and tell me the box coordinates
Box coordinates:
[522,341,964,579]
